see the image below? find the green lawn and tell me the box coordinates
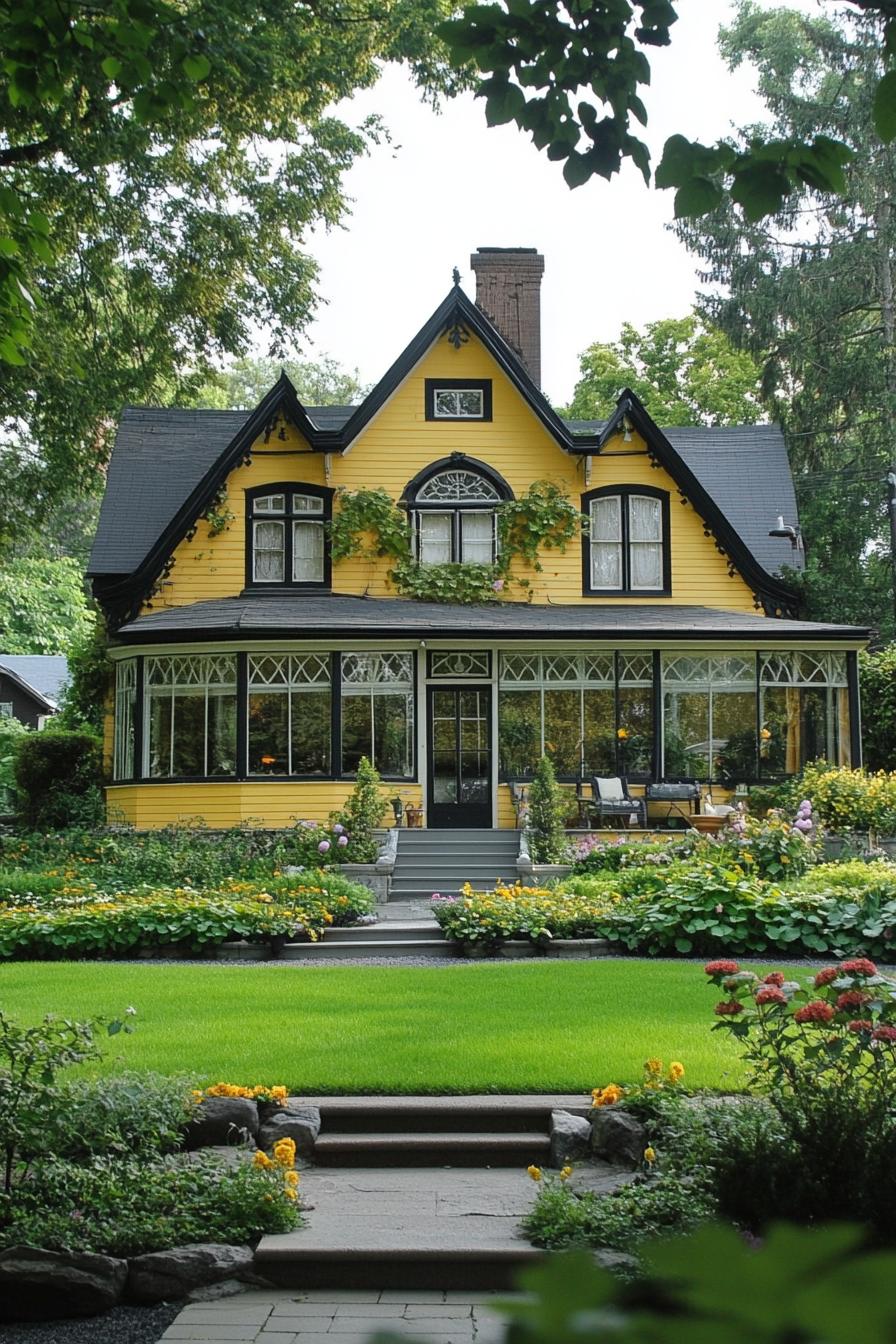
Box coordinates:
[0,959,798,1093]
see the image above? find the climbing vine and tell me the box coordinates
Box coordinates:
[202,486,235,538]
[328,481,584,604]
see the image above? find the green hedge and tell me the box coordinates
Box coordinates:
[13,729,103,829]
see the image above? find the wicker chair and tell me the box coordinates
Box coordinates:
[587,776,646,829]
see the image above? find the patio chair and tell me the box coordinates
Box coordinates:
[588,776,647,829]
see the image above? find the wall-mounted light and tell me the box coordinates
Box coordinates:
[768,516,803,551]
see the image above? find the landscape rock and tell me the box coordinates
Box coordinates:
[257,1100,321,1156]
[595,1247,639,1274]
[590,1108,648,1168]
[173,1144,257,1169]
[549,1109,592,1167]
[185,1097,259,1149]
[126,1244,255,1305]
[0,1246,128,1321]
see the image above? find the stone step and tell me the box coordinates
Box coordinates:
[313,1131,552,1167]
[387,889,465,901]
[313,1094,588,1134]
[281,938,453,961]
[326,921,439,942]
[391,862,517,876]
[254,1213,544,1290]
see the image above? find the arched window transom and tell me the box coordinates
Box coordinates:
[405,460,512,567]
[416,469,502,504]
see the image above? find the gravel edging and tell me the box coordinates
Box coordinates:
[0,1299,182,1344]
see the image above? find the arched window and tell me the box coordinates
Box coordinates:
[582,485,670,596]
[404,459,512,567]
[245,483,332,588]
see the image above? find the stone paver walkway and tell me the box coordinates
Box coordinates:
[159,1288,514,1344]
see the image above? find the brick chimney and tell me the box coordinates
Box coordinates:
[470,247,545,388]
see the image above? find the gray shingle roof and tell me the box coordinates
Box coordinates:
[565,421,802,574]
[116,594,867,642]
[0,655,70,707]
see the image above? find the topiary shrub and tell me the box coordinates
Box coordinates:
[527,755,571,864]
[332,755,388,863]
[13,729,104,830]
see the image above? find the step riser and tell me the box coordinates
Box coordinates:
[320,1114,555,1135]
[326,926,438,943]
[255,1252,543,1291]
[314,1145,550,1168]
[281,942,454,960]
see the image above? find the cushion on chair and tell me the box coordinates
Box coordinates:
[595,777,624,801]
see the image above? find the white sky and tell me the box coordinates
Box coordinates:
[296,0,817,405]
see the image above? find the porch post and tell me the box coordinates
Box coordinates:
[847,650,862,767]
[651,650,662,780]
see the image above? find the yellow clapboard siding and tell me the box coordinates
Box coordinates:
[144,334,760,616]
[106,783,421,831]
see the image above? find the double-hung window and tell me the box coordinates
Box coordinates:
[248,486,330,587]
[424,379,492,421]
[407,463,509,567]
[583,486,669,595]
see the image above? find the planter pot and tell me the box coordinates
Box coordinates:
[690,815,726,835]
[823,835,847,859]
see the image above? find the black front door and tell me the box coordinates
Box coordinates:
[427,686,492,828]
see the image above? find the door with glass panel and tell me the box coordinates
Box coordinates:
[427,686,492,828]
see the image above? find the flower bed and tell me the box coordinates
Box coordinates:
[432,858,896,958]
[0,870,375,959]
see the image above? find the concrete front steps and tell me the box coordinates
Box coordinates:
[390,828,521,901]
[280,920,453,961]
[255,1095,590,1289]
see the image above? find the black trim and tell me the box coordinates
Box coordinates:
[427,650,492,679]
[236,652,248,779]
[847,650,862,766]
[244,482,333,591]
[426,683,493,827]
[337,650,417,782]
[424,379,493,422]
[581,485,671,597]
[651,649,662,781]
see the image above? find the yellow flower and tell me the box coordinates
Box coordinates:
[668,1062,685,1084]
[617,728,629,740]
[559,1166,573,1181]
[273,1137,297,1168]
[283,1187,297,1200]
[644,1147,656,1165]
[284,1170,300,1187]
[645,1058,662,1076]
[527,1165,542,1182]
[591,1083,625,1107]
[760,728,772,740]
[253,1150,274,1169]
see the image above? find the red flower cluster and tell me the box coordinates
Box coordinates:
[755,986,787,1006]
[847,1019,875,1034]
[705,960,740,977]
[835,990,871,1013]
[813,967,839,988]
[763,972,786,987]
[714,1000,745,1016]
[872,1025,896,1043]
[794,1000,836,1025]
[841,959,878,977]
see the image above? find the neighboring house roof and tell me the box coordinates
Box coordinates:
[88,285,802,621]
[113,593,868,644]
[0,655,69,711]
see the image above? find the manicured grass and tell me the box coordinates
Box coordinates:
[0,959,799,1093]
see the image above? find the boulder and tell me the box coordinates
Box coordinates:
[127,1244,255,1305]
[257,1101,321,1156]
[185,1097,259,1149]
[0,1246,127,1321]
[590,1108,648,1168]
[549,1110,592,1168]
[173,1145,256,1170]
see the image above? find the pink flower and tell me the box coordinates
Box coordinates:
[755,987,787,1006]
[333,823,344,834]
[841,958,878,977]
[492,579,505,592]
[763,972,786,987]
[337,835,348,847]
[318,840,330,854]
[872,1024,896,1043]
[705,960,740,977]
[793,818,813,833]
[847,1019,875,1034]
[835,990,871,1013]
[714,1000,744,1016]
[794,1001,835,1025]
[813,967,839,988]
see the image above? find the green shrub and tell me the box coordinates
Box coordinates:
[332,755,388,862]
[527,756,570,864]
[13,729,103,830]
[2,1152,300,1256]
[861,643,896,772]
[571,832,700,872]
[42,1073,195,1160]
[523,1172,715,1252]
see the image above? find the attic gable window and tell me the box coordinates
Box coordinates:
[247,484,331,589]
[425,379,492,422]
[582,486,670,597]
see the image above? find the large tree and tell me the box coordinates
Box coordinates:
[190,356,370,410]
[675,2,896,641]
[0,0,462,554]
[562,314,764,426]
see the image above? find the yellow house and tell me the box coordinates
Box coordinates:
[88,248,867,831]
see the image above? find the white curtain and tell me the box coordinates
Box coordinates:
[419,513,452,565]
[628,496,662,588]
[253,521,284,581]
[461,512,494,564]
[293,521,324,581]
[590,496,622,588]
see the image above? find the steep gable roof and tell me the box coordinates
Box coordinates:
[89,286,801,620]
[0,655,69,711]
